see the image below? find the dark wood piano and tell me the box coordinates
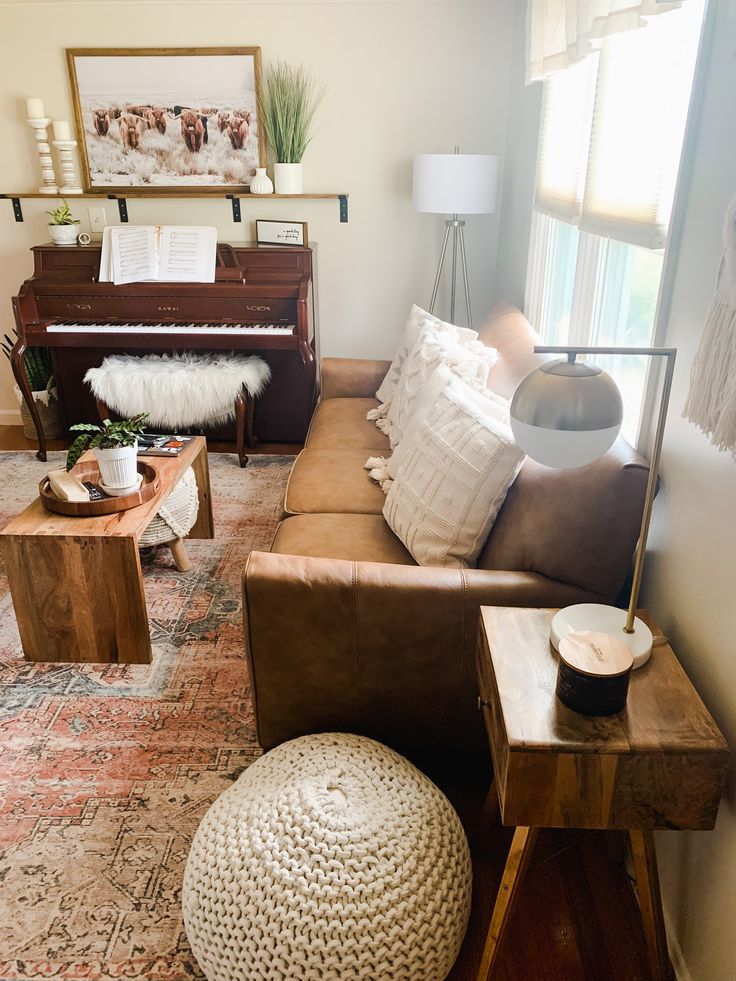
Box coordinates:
[11,242,318,460]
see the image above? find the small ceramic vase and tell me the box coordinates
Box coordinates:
[250,168,274,195]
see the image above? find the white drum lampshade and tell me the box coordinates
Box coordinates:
[413,153,498,215]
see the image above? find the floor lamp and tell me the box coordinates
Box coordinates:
[413,148,498,328]
[509,345,677,669]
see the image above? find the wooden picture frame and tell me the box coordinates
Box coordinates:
[256,220,309,247]
[66,47,264,193]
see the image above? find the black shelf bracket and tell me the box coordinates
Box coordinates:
[108,195,129,222]
[11,197,23,222]
[227,195,242,222]
[339,195,348,223]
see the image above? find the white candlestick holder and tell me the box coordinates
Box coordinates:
[28,118,58,195]
[53,139,83,195]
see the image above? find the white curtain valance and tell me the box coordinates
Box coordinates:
[526,0,682,83]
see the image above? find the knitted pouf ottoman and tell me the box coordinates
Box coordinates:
[182,733,472,981]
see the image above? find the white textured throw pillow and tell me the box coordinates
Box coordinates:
[388,366,511,482]
[374,305,474,407]
[383,375,525,568]
[384,327,498,449]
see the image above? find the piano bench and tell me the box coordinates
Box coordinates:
[87,352,270,468]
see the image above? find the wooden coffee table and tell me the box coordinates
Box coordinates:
[0,436,214,664]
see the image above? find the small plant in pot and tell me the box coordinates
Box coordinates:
[66,413,149,495]
[258,62,323,194]
[1,331,63,439]
[47,199,80,245]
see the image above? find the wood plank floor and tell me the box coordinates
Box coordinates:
[0,425,655,981]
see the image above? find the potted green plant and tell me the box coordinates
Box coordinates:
[1,332,63,439]
[258,62,323,194]
[66,413,149,494]
[46,199,80,245]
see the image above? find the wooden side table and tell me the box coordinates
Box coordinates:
[0,436,214,664]
[475,606,729,981]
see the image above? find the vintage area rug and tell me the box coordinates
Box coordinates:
[0,451,293,981]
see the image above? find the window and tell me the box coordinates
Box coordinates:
[525,0,705,442]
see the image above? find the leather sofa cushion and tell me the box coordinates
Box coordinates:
[477,303,550,400]
[479,438,649,599]
[306,397,390,451]
[285,449,386,516]
[271,513,416,565]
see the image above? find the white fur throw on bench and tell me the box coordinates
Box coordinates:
[85,353,270,430]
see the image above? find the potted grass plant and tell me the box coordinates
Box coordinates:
[1,331,63,439]
[66,413,149,494]
[258,62,323,194]
[47,199,80,245]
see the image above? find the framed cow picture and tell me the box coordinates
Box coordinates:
[66,47,264,192]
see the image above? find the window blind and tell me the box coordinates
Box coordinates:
[534,0,704,249]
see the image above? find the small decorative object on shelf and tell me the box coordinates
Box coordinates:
[66,412,149,495]
[1,330,62,439]
[250,167,274,194]
[46,198,80,245]
[26,97,58,195]
[256,219,308,247]
[52,120,83,195]
[259,62,323,194]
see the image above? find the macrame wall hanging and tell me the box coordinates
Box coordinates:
[683,192,736,458]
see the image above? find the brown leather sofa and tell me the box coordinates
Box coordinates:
[243,305,649,758]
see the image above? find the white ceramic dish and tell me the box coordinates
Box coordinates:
[99,472,144,498]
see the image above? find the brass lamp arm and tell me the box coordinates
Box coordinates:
[533,345,677,634]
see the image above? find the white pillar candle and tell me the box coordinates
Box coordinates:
[26,97,45,119]
[53,120,71,140]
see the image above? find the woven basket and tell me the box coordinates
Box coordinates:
[13,384,64,440]
[140,467,199,547]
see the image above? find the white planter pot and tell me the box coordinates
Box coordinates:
[95,441,139,490]
[273,163,303,195]
[49,224,79,245]
[250,167,274,194]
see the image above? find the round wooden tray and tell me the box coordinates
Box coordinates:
[39,461,160,516]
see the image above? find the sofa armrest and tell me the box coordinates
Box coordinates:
[320,357,391,400]
[243,551,603,756]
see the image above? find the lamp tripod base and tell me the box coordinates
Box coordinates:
[550,603,653,669]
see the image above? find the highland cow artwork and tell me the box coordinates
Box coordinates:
[67,48,264,191]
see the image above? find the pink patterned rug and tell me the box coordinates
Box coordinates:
[0,451,293,981]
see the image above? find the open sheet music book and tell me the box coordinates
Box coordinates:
[99,225,217,286]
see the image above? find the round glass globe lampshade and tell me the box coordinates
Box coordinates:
[510,359,623,470]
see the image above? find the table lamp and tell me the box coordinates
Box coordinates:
[509,345,677,668]
[413,148,498,328]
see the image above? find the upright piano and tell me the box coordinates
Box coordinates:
[12,242,318,460]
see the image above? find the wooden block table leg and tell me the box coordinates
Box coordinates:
[630,830,673,981]
[188,440,215,539]
[476,826,539,981]
[2,534,151,664]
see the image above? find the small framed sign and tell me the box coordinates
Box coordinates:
[256,219,308,247]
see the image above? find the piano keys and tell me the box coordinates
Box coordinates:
[12,242,319,460]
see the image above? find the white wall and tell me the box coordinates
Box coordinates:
[0,0,514,421]
[640,2,736,978]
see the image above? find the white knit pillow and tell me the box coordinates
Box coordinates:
[383,374,524,568]
[384,326,498,449]
[375,304,475,407]
[389,365,511,481]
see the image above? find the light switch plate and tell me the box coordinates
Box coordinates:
[88,206,106,237]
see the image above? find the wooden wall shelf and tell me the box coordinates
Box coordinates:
[1,190,349,224]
